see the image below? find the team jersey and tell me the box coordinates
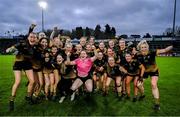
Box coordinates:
[13,40,34,61]
[94,58,106,73]
[117,48,128,66]
[96,48,107,55]
[106,64,121,78]
[123,59,141,75]
[135,50,158,72]
[86,51,94,57]
[74,58,93,77]
[54,62,76,79]
[42,56,54,70]
[60,51,77,76]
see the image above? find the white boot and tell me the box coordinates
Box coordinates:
[59,96,66,103]
[70,92,76,101]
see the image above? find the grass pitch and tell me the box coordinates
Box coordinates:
[0,55,180,116]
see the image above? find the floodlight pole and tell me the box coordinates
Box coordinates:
[42,8,44,32]
[172,0,176,37]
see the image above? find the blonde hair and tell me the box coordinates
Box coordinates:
[65,43,72,48]
[137,40,149,51]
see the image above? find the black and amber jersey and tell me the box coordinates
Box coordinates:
[135,50,158,72]
[123,60,141,75]
[96,48,107,55]
[54,62,76,79]
[61,51,76,61]
[32,44,45,61]
[60,51,77,75]
[86,51,94,57]
[53,62,66,75]
[13,40,34,61]
[94,58,106,72]
[106,64,121,78]
[94,58,106,68]
[42,55,54,70]
[117,48,128,66]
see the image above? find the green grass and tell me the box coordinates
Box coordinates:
[0,55,180,116]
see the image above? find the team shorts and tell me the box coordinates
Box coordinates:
[77,75,92,83]
[13,61,32,71]
[143,69,159,78]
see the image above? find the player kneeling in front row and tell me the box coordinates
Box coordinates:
[121,52,145,102]
[93,51,106,92]
[104,57,122,100]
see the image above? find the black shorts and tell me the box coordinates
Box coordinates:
[108,75,120,80]
[126,73,139,77]
[33,68,42,72]
[143,70,159,78]
[13,61,32,71]
[78,75,92,83]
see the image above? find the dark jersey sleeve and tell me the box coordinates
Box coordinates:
[151,50,157,57]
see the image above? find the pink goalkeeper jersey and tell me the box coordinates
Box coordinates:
[74,58,93,77]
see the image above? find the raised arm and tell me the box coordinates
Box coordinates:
[65,52,76,65]
[90,49,98,62]
[28,23,36,36]
[156,45,173,55]
[6,46,17,53]
[50,27,58,40]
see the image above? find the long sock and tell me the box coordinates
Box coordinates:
[50,92,53,96]
[53,92,56,96]
[27,92,32,97]
[154,98,160,105]
[10,96,15,101]
[105,86,109,94]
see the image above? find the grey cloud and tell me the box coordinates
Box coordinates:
[0,0,179,36]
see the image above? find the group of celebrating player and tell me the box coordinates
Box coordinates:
[6,24,173,111]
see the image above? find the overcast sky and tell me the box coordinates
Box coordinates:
[0,0,179,36]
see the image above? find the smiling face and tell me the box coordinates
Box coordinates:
[108,57,115,66]
[80,37,87,47]
[56,54,63,64]
[86,44,92,52]
[97,52,103,60]
[80,50,87,59]
[44,52,50,62]
[140,43,149,54]
[109,40,114,48]
[65,44,72,52]
[51,46,58,55]
[53,37,62,47]
[89,37,95,45]
[99,42,105,50]
[40,38,48,49]
[107,48,114,56]
[76,44,82,53]
[125,53,132,62]
[28,33,37,46]
[119,39,125,49]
